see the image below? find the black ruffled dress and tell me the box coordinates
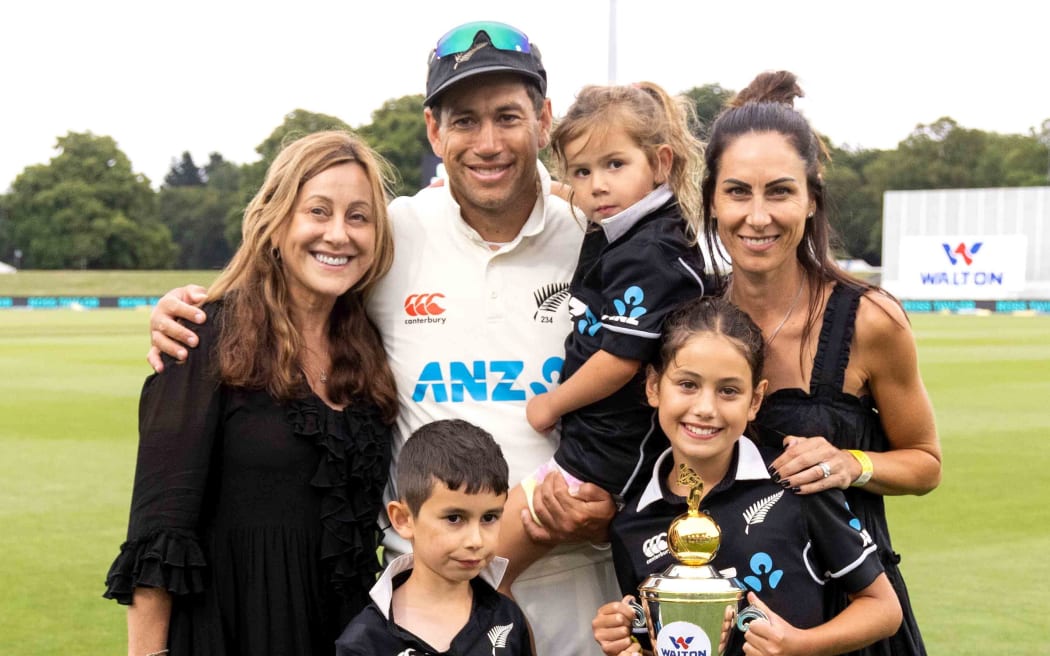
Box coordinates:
[104,303,391,655]
[753,284,926,656]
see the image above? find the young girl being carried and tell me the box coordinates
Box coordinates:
[498,82,717,594]
[592,297,902,656]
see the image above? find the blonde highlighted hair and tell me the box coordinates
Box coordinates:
[550,81,704,239]
[206,130,397,422]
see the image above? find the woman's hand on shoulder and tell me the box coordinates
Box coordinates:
[770,290,941,497]
[147,285,209,372]
[770,435,857,494]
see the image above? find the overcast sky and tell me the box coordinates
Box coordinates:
[4,0,1048,191]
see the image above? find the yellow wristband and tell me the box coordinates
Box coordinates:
[847,449,873,487]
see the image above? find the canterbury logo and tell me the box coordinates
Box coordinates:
[453,41,488,69]
[642,531,668,560]
[404,293,446,316]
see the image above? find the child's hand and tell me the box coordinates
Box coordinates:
[592,596,642,656]
[719,603,735,653]
[526,393,559,433]
[741,592,804,655]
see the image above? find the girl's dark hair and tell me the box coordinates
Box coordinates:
[653,297,765,387]
[700,71,892,355]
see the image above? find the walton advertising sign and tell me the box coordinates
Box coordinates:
[898,235,1027,299]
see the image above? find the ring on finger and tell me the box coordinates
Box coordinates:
[817,461,831,479]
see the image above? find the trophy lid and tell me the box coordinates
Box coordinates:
[636,464,745,653]
[668,463,721,566]
[638,464,745,601]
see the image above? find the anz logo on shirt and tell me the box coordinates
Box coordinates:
[411,356,564,403]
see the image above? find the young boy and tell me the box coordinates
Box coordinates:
[336,419,533,655]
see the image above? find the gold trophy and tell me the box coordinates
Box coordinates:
[636,464,766,654]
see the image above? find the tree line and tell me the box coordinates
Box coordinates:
[0,86,1046,270]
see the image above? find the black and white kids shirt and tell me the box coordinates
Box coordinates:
[335,554,532,656]
[556,185,714,495]
[611,439,886,638]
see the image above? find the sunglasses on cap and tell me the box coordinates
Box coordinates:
[434,21,532,58]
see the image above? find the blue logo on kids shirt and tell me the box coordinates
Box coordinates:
[605,285,648,326]
[568,297,602,335]
[844,501,874,546]
[411,357,564,403]
[742,552,783,592]
[578,307,601,335]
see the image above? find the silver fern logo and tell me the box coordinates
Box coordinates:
[533,283,570,322]
[487,623,513,654]
[453,41,489,69]
[742,490,784,534]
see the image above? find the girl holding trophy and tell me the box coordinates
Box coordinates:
[592,297,901,656]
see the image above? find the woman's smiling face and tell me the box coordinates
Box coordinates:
[712,131,815,279]
[276,161,377,309]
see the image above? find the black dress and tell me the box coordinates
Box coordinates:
[752,284,926,656]
[104,303,391,655]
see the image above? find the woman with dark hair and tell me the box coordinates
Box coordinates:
[104,131,398,655]
[699,71,941,655]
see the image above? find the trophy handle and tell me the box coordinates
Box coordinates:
[735,604,769,632]
[628,598,648,630]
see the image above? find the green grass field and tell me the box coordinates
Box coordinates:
[0,270,221,296]
[1,306,1047,654]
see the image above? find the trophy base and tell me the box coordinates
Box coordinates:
[641,597,740,655]
[638,564,745,655]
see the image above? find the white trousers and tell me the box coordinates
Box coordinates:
[512,542,620,656]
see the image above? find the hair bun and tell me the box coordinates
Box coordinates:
[731,70,804,108]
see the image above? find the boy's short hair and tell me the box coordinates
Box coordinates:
[397,419,510,515]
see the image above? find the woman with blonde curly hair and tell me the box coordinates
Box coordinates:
[105,131,398,655]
